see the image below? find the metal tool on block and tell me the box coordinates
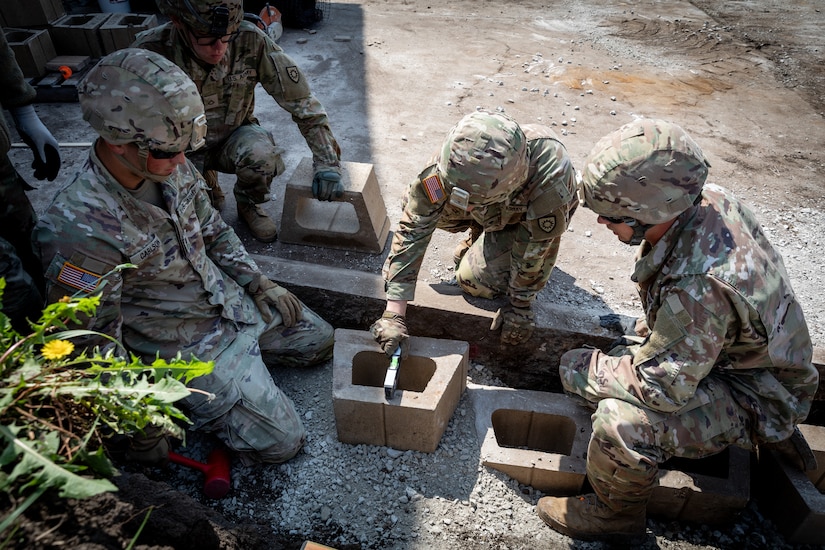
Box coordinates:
[383,345,402,400]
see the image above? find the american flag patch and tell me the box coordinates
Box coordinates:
[57,262,102,293]
[422,174,446,203]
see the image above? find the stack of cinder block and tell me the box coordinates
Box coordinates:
[1,0,158,79]
[1,0,63,78]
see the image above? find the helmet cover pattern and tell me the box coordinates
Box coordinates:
[157,0,243,36]
[437,111,529,205]
[580,119,710,225]
[78,48,206,154]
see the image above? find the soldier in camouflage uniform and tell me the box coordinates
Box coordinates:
[34,49,334,465]
[537,119,819,542]
[370,111,578,351]
[0,29,61,332]
[132,0,342,243]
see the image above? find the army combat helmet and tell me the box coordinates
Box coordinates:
[78,48,207,181]
[579,119,710,225]
[437,111,529,210]
[157,0,244,38]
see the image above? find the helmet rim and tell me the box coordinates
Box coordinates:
[580,119,709,225]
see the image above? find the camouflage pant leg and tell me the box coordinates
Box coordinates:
[181,327,306,464]
[455,224,527,299]
[209,124,286,205]
[257,300,334,368]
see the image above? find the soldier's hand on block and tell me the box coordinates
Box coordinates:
[248,274,303,327]
[491,304,535,345]
[370,311,410,357]
[312,169,343,201]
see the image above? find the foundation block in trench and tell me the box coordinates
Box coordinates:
[756,423,825,545]
[470,384,750,524]
[332,328,467,452]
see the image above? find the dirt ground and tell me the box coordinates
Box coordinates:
[5,0,825,548]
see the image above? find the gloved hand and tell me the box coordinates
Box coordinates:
[248,274,303,327]
[369,310,410,357]
[124,425,170,464]
[490,304,535,345]
[10,104,61,181]
[312,169,343,201]
[599,313,639,335]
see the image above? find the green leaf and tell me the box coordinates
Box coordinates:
[0,425,116,499]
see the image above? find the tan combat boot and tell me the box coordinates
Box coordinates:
[237,202,278,242]
[203,169,225,211]
[536,493,646,543]
[762,425,818,471]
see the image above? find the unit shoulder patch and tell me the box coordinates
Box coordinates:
[538,215,557,233]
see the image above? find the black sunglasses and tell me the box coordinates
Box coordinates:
[189,29,240,46]
[148,148,183,160]
[600,215,638,226]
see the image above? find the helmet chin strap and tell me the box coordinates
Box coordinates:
[113,146,169,183]
[623,223,653,246]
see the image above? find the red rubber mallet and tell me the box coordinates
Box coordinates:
[167,447,231,499]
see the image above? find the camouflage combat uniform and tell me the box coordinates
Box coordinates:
[559,183,818,511]
[132,20,341,205]
[34,148,334,464]
[0,30,45,330]
[383,125,578,308]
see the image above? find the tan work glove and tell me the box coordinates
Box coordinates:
[490,304,535,345]
[124,425,170,464]
[248,274,303,327]
[369,311,410,357]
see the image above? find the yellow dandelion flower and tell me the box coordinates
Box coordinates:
[41,340,75,360]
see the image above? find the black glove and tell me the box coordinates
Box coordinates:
[11,105,61,181]
[369,311,410,356]
[599,313,638,335]
[312,169,343,201]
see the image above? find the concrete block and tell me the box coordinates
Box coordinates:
[5,28,56,78]
[100,13,159,54]
[470,385,591,495]
[49,13,112,59]
[757,423,825,545]
[279,158,390,254]
[332,328,468,452]
[800,423,825,491]
[46,56,93,73]
[0,0,64,27]
[470,384,750,524]
[649,447,750,524]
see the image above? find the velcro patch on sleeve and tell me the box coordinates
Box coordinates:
[422,174,446,203]
[57,262,102,293]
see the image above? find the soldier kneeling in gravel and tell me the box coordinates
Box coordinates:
[34,49,334,465]
[133,0,343,243]
[370,110,578,353]
[537,119,819,542]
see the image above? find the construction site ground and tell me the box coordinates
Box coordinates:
[5,0,825,548]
